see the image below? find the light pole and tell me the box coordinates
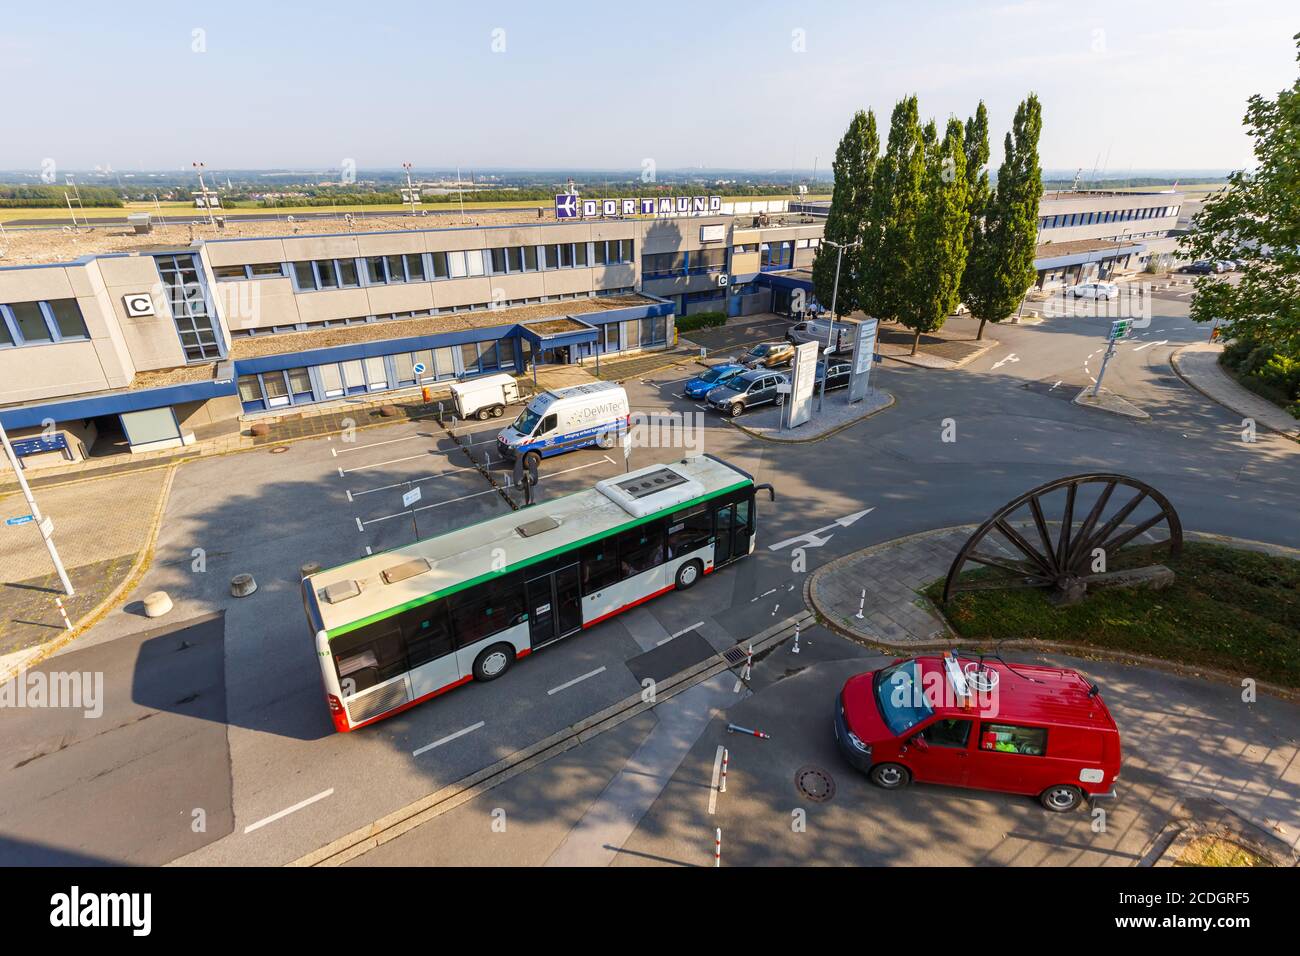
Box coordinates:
[817,238,861,412]
[0,421,74,596]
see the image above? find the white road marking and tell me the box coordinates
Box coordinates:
[547,666,607,696]
[1049,380,1062,391]
[539,459,614,482]
[243,788,334,834]
[362,487,500,525]
[340,452,433,474]
[331,447,337,458]
[412,721,485,757]
[351,466,469,498]
[355,517,364,532]
[345,489,353,502]
[768,508,873,553]
[333,433,427,455]
[708,745,724,815]
[1132,339,1168,352]
[659,621,705,645]
[364,546,372,555]
[991,353,1020,370]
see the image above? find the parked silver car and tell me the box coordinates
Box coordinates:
[706,368,789,417]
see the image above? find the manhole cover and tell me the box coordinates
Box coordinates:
[795,765,836,803]
[269,446,289,454]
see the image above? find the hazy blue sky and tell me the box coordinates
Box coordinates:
[2,0,1295,174]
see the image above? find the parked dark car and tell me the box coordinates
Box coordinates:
[706,369,789,417]
[816,360,852,392]
[1178,260,1216,275]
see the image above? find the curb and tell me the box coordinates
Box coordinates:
[1072,387,1151,420]
[804,524,1300,702]
[0,462,178,683]
[287,611,813,867]
[727,392,896,444]
[1170,345,1300,443]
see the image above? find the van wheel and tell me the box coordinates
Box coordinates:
[473,643,515,682]
[490,405,504,418]
[675,560,703,591]
[869,763,910,790]
[729,402,744,418]
[476,407,491,421]
[1040,785,1083,812]
[523,451,541,471]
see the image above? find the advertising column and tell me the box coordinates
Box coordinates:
[847,318,879,404]
[786,340,820,428]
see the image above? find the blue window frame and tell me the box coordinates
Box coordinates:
[0,299,90,347]
[155,254,224,362]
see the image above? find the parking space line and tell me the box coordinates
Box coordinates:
[243,788,334,834]
[333,433,428,455]
[351,465,470,497]
[361,486,501,526]
[340,452,437,475]
[412,721,485,757]
[547,666,607,696]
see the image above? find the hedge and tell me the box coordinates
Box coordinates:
[1220,338,1300,419]
[674,311,728,333]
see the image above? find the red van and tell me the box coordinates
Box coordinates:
[834,653,1120,811]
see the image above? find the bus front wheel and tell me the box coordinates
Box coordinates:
[675,560,703,591]
[473,644,515,682]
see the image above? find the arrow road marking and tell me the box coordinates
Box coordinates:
[768,508,874,552]
[991,353,1020,370]
[1131,339,1168,352]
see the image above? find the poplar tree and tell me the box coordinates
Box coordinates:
[812,110,879,316]
[960,101,991,308]
[864,96,925,325]
[900,117,970,353]
[965,94,1044,341]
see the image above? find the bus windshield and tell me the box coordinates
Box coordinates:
[513,406,543,435]
[874,660,933,736]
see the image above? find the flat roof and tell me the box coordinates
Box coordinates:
[307,455,752,636]
[228,294,650,361]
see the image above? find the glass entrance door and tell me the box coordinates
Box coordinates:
[526,563,584,649]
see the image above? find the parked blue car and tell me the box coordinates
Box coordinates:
[683,363,747,399]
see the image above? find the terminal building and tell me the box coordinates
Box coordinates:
[0,202,824,469]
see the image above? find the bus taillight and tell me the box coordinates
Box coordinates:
[326,694,351,732]
[327,693,343,714]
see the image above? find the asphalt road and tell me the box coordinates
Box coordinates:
[3,295,1298,865]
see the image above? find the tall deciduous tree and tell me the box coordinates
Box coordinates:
[812,109,879,316]
[965,94,1043,340]
[899,118,970,353]
[863,96,925,325]
[1180,33,1300,357]
[960,101,991,307]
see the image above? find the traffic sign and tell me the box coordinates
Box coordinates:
[412,362,427,376]
[555,194,578,219]
[402,487,422,508]
[5,514,34,527]
[1108,319,1131,342]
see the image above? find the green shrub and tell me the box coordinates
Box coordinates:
[1220,337,1257,370]
[1257,354,1300,400]
[1240,344,1277,377]
[674,311,728,333]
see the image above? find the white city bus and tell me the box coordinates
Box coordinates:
[302,455,774,732]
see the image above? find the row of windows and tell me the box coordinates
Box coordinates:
[332,494,750,693]
[216,240,638,292]
[0,298,89,348]
[156,254,224,362]
[1039,205,1179,230]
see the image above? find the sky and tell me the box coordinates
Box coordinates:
[1,0,1296,176]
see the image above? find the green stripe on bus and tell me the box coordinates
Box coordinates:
[326,479,751,639]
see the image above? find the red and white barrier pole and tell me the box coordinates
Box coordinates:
[743,643,753,681]
[720,748,729,793]
[726,722,771,739]
[55,597,72,631]
[714,828,721,868]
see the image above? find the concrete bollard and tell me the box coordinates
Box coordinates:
[300,562,321,579]
[143,591,173,618]
[231,574,258,598]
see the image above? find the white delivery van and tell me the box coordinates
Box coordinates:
[496,381,630,468]
[786,318,853,353]
[450,373,521,421]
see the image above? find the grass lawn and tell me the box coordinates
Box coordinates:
[925,542,1300,687]
[1176,834,1272,867]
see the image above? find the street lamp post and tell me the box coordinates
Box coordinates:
[0,420,74,596]
[817,238,861,412]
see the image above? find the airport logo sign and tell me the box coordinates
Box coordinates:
[555,194,724,219]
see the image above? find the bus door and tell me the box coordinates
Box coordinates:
[712,497,753,566]
[525,563,582,648]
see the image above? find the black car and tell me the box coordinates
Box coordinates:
[816,360,852,392]
[1177,260,1216,275]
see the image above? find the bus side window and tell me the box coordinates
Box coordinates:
[398,601,455,668]
[332,623,406,694]
[448,575,525,647]
[667,506,711,557]
[736,497,752,533]
[581,541,620,592]
[617,523,665,578]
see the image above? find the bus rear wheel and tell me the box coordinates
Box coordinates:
[473,644,515,682]
[675,560,703,591]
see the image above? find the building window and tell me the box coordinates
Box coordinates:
[156,254,223,362]
[287,367,313,399]
[405,253,425,281]
[430,251,449,279]
[48,300,88,339]
[642,252,684,278]
[214,265,248,280]
[337,259,360,288]
[689,248,727,275]
[250,262,285,278]
[602,323,619,352]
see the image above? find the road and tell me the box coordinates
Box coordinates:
[2,294,1297,866]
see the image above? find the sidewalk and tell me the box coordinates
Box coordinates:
[1171,341,1299,440]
